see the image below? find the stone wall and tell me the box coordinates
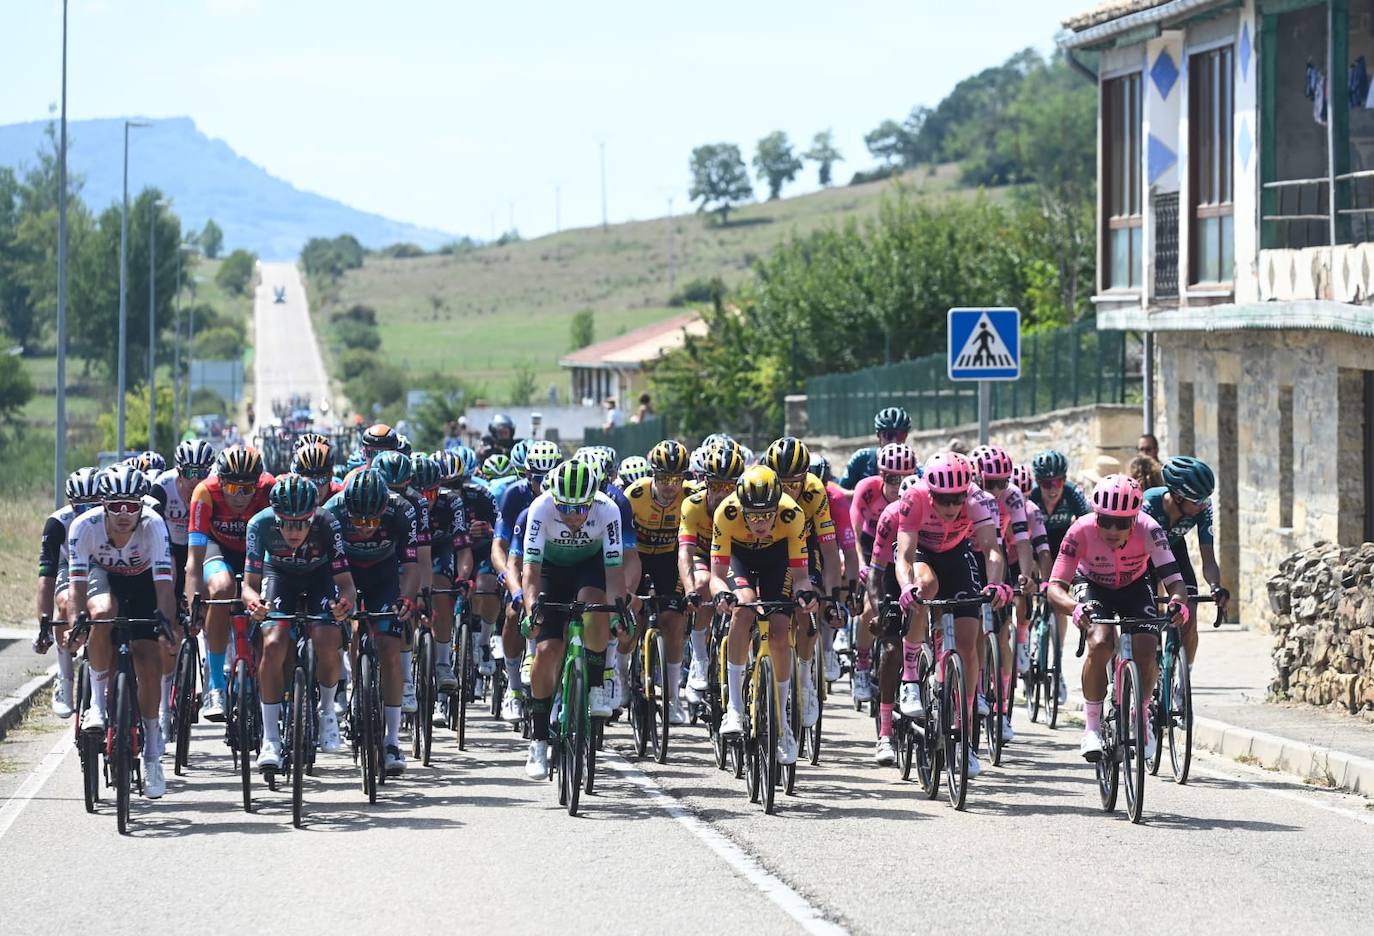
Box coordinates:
[1267,541,1374,719]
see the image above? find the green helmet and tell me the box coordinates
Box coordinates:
[270,473,319,518]
[548,459,597,507]
[373,450,413,490]
[1162,455,1215,502]
[344,469,391,518]
[509,439,531,472]
[482,453,514,480]
[411,454,442,492]
[1031,449,1069,481]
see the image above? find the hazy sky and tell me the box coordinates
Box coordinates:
[2,0,1090,240]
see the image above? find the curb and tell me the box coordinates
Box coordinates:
[0,664,58,743]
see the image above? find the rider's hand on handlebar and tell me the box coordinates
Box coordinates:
[1071,601,1103,631]
[396,597,415,623]
[247,598,270,623]
[898,584,919,612]
[714,591,737,615]
[1166,597,1190,628]
[330,595,354,621]
[983,582,1014,610]
[796,590,820,614]
[1211,585,1231,616]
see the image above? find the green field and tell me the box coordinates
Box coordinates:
[328,165,975,397]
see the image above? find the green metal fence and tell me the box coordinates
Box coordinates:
[805,318,1132,438]
[583,414,673,457]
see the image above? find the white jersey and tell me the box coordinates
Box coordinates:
[522,491,624,568]
[67,506,174,584]
[154,468,191,546]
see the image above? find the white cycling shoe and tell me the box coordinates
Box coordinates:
[1001,716,1015,742]
[824,649,842,682]
[402,682,418,715]
[687,659,709,693]
[852,670,873,703]
[589,685,613,719]
[667,700,688,726]
[899,681,925,719]
[874,736,897,766]
[501,692,525,724]
[318,717,344,754]
[720,709,744,738]
[52,682,74,720]
[777,728,799,766]
[143,759,166,799]
[966,748,982,779]
[1080,728,1105,762]
[800,685,820,728]
[257,738,283,772]
[525,740,549,779]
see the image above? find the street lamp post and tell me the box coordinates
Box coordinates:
[116,119,149,456]
[53,0,70,506]
[172,241,183,441]
[148,197,163,452]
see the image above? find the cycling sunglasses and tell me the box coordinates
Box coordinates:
[1039,476,1066,487]
[983,478,1009,491]
[881,473,905,486]
[556,502,591,517]
[275,514,314,531]
[104,500,142,515]
[931,492,966,508]
[178,466,209,480]
[654,473,685,484]
[222,480,255,496]
[350,515,382,530]
[877,429,907,443]
[706,480,735,493]
[1096,515,1133,532]
[743,510,777,523]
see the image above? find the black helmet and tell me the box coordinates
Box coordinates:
[1031,449,1069,481]
[270,474,319,517]
[362,423,399,452]
[874,407,911,433]
[489,413,515,437]
[216,445,263,484]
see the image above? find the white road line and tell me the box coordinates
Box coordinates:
[605,752,848,936]
[0,731,73,841]
[1193,758,1374,826]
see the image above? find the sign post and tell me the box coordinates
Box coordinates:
[947,308,1021,445]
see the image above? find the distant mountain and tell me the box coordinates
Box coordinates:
[0,116,456,259]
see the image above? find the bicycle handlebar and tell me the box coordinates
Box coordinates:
[913,593,995,611]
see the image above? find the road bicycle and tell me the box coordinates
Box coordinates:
[628,590,676,764]
[193,590,259,812]
[1023,591,1063,728]
[348,604,393,803]
[1147,589,1221,784]
[733,598,801,816]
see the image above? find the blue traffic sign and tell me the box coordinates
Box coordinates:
[947,308,1020,381]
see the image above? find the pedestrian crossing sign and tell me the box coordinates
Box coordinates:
[947,308,1020,381]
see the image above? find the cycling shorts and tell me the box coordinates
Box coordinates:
[727,541,794,604]
[1071,573,1158,622]
[55,561,70,596]
[638,551,683,601]
[262,566,337,624]
[85,568,161,640]
[351,564,405,638]
[534,554,608,644]
[203,539,246,581]
[431,547,455,580]
[171,543,188,602]
[913,542,982,602]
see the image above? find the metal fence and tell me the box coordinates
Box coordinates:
[805,318,1131,438]
[583,414,673,457]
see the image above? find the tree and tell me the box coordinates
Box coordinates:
[200,219,223,259]
[863,119,913,166]
[752,132,803,201]
[215,248,256,296]
[688,143,754,223]
[568,308,595,350]
[508,359,538,406]
[300,234,364,281]
[411,373,487,447]
[803,130,844,187]
[0,352,35,428]
[98,384,176,453]
[193,326,243,360]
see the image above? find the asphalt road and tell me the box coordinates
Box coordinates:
[2,675,1372,935]
[252,261,333,436]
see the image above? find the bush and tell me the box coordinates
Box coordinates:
[379,243,425,259]
[849,165,898,186]
[190,387,227,415]
[667,277,726,307]
[330,304,377,327]
[193,326,243,360]
[437,238,478,256]
[332,319,381,352]
[345,361,406,414]
[300,235,364,280]
[337,348,381,381]
[0,352,35,427]
[215,249,257,296]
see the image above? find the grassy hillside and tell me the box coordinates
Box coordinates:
[328,165,977,398]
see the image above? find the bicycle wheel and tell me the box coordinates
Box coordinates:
[76,662,98,812]
[1168,648,1194,784]
[234,660,253,813]
[585,714,599,796]
[1046,627,1063,730]
[1148,655,1166,778]
[565,662,586,816]
[986,637,1005,767]
[915,645,940,799]
[758,656,778,815]
[415,631,435,765]
[291,666,308,828]
[114,671,133,834]
[358,654,378,802]
[1028,623,1046,723]
[455,618,472,750]
[630,640,650,758]
[172,638,197,775]
[942,653,968,811]
[369,652,387,790]
[1097,690,1120,813]
[783,666,798,796]
[1121,661,1147,823]
[653,630,670,764]
[808,651,824,767]
[743,665,761,803]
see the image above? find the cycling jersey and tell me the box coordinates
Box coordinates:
[427,488,472,554]
[38,503,95,577]
[1051,513,1182,591]
[677,489,715,557]
[991,485,1030,547]
[67,506,174,584]
[509,507,532,561]
[522,491,624,568]
[623,476,684,556]
[495,478,538,544]
[850,475,895,540]
[825,481,857,552]
[1141,486,1214,545]
[839,447,879,490]
[1024,500,1051,556]
[153,469,192,546]
[244,507,349,577]
[869,499,905,570]
[460,482,497,546]
[895,481,997,553]
[488,474,518,503]
[602,482,639,550]
[188,473,275,553]
[322,490,418,570]
[790,473,837,544]
[398,486,432,548]
[709,493,808,569]
[1029,482,1090,555]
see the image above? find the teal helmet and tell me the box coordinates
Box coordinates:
[1162,455,1215,502]
[270,473,319,518]
[548,459,598,507]
[411,454,442,492]
[373,450,413,490]
[509,439,531,473]
[454,445,479,478]
[345,450,367,471]
[1031,449,1069,481]
[344,469,391,518]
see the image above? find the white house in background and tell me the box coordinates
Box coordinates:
[558,311,707,408]
[1061,0,1374,627]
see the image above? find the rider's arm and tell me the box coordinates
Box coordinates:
[974,525,1007,590]
[149,517,177,625]
[707,512,734,597]
[184,480,214,605]
[332,570,357,618]
[36,515,65,620]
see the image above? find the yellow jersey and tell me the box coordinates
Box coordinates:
[678,489,714,558]
[790,473,837,544]
[623,476,684,556]
[709,493,809,569]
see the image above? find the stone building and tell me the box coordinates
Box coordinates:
[1062,0,1374,626]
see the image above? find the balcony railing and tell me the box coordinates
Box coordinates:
[1262,171,1374,250]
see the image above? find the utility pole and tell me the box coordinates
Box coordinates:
[53,0,69,505]
[666,196,676,292]
[172,242,183,441]
[599,142,608,232]
[116,119,150,456]
[148,197,161,451]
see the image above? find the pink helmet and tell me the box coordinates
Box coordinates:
[899,474,923,495]
[877,443,918,476]
[922,452,972,495]
[970,444,1013,481]
[1091,474,1144,518]
[1010,463,1034,495]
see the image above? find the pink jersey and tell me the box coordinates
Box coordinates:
[1025,500,1050,556]
[850,475,895,541]
[825,482,857,551]
[994,485,1030,546]
[1050,512,1182,590]
[869,499,905,569]
[896,481,997,554]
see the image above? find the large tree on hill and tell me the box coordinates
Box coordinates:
[753,131,803,201]
[803,130,843,187]
[688,143,754,223]
[200,219,223,259]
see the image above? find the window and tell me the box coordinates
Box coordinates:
[1103,73,1143,289]
[1190,45,1234,284]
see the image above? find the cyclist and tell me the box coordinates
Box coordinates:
[761,437,839,728]
[678,442,747,703]
[492,440,563,722]
[324,468,419,776]
[1028,448,1090,704]
[455,453,501,688]
[1009,462,1054,677]
[866,473,923,763]
[711,465,816,766]
[374,450,431,715]
[849,444,919,701]
[619,455,652,487]
[1045,474,1190,763]
[243,475,357,768]
[420,452,473,695]
[839,406,911,490]
[624,440,692,723]
[35,467,103,719]
[894,452,1013,779]
[359,423,400,466]
[479,413,519,460]
[1142,456,1230,665]
[293,440,342,500]
[185,445,274,722]
[484,453,519,501]
[67,465,177,799]
[521,460,627,778]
